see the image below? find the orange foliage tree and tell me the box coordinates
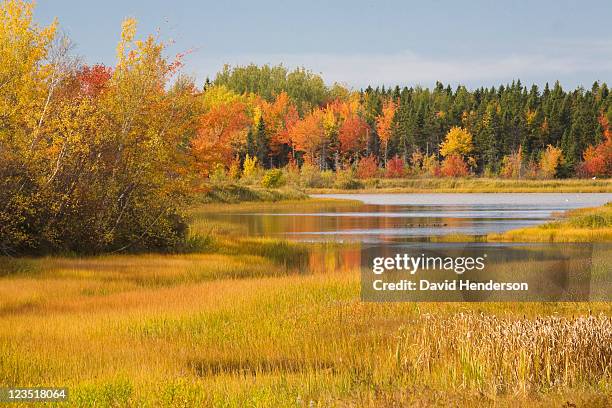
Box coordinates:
[289,108,325,165]
[192,101,252,176]
[500,146,523,179]
[339,114,369,163]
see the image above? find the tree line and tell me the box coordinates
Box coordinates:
[207,66,611,179]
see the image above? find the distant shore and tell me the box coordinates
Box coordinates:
[306,177,612,194]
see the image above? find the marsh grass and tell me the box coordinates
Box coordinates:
[308,177,612,193]
[396,313,611,395]
[197,185,306,204]
[0,263,610,406]
[1,199,611,406]
[490,203,612,242]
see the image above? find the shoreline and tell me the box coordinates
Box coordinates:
[305,177,612,194]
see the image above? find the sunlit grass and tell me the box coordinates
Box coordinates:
[308,177,612,193]
[1,199,611,406]
[490,203,612,242]
[1,257,611,406]
[189,197,363,215]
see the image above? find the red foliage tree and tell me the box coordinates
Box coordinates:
[356,155,378,179]
[440,154,469,177]
[576,113,612,177]
[76,64,112,97]
[385,155,405,178]
[578,142,612,177]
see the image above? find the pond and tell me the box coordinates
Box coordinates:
[207,193,612,243]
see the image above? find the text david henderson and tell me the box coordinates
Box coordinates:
[372,279,529,291]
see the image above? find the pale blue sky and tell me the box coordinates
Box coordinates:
[34,0,612,89]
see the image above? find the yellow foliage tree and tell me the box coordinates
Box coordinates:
[539,145,564,179]
[1,4,199,254]
[376,99,397,166]
[439,126,474,158]
[242,154,259,179]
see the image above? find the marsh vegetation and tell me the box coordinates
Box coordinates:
[1,198,611,407]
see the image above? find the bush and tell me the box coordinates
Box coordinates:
[334,169,363,189]
[209,164,228,185]
[356,155,379,179]
[385,155,406,178]
[500,146,523,179]
[320,170,335,188]
[228,158,241,181]
[299,162,324,187]
[441,154,469,177]
[261,169,285,188]
[241,155,259,180]
[422,154,441,177]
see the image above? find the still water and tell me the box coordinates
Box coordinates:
[209,193,612,243]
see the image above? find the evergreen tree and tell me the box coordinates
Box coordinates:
[254,117,270,168]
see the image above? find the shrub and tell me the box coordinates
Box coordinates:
[209,164,228,185]
[299,162,324,188]
[282,164,301,187]
[409,150,424,175]
[334,168,363,189]
[441,154,469,177]
[500,146,523,179]
[261,169,285,188]
[320,170,335,188]
[356,155,378,179]
[242,155,259,179]
[385,155,405,178]
[577,142,612,178]
[227,158,241,180]
[422,154,441,177]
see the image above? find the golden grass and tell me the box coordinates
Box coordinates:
[190,197,363,215]
[1,256,611,406]
[490,203,612,242]
[308,177,612,193]
[1,199,611,406]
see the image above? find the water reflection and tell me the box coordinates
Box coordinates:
[207,193,612,276]
[208,193,612,242]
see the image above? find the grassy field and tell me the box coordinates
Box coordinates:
[308,177,612,193]
[1,200,611,407]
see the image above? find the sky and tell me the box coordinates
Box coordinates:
[34,0,612,90]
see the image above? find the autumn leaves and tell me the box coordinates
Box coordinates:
[0,3,194,254]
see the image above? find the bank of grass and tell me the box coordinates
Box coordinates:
[489,202,612,242]
[197,184,307,204]
[308,177,612,193]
